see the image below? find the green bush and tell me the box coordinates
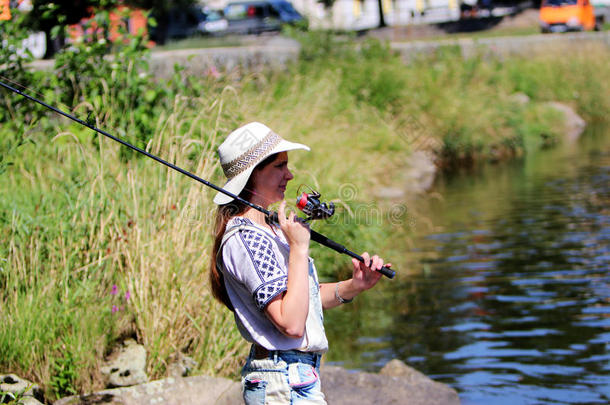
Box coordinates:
[0,11,46,125]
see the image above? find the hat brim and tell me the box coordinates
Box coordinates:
[213,139,310,205]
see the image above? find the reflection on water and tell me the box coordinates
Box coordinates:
[325,128,610,404]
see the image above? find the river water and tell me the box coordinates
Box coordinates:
[325,127,610,404]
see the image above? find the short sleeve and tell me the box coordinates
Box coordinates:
[222,228,288,311]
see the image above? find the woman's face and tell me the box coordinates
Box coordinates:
[250,152,294,205]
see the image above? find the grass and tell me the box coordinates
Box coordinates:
[1,30,609,401]
[153,35,246,51]
[0,93,248,399]
[390,25,542,44]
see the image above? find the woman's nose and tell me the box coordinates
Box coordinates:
[285,167,294,180]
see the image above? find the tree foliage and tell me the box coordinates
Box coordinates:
[126,0,195,14]
[25,1,110,31]
[24,0,194,33]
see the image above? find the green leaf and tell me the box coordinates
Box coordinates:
[144,90,157,103]
[50,25,62,40]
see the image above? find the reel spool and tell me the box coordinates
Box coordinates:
[296,185,335,221]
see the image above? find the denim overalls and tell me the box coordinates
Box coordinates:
[240,258,327,405]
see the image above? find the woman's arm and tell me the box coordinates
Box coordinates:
[264,202,311,338]
[320,253,386,310]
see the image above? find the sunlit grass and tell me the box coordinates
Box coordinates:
[0,92,248,400]
[153,35,249,51]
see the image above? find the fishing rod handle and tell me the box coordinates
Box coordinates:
[267,213,395,278]
[310,230,396,279]
[376,266,396,279]
[348,248,396,279]
[267,214,396,279]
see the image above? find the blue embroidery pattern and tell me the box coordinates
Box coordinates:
[235,221,287,310]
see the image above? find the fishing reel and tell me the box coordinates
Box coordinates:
[296,185,335,221]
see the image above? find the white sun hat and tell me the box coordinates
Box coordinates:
[213,122,310,205]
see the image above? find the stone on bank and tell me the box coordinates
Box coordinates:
[0,374,45,405]
[54,359,459,405]
[100,339,148,388]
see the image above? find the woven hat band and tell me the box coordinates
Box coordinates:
[222,131,282,180]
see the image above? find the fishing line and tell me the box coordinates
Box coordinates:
[0,76,302,214]
[0,79,396,279]
[0,74,281,207]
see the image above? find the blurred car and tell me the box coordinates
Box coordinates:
[223,0,304,35]
[164,6,204,39]
[151,6,228,42]
[198,9,229,35]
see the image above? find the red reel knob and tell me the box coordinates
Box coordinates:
[296,193,308,211]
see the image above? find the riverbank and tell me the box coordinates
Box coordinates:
[3,359,460,405]
[1,30,610,401]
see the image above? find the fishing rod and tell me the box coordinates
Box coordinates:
[0,80,396,279]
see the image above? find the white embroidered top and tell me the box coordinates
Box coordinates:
[218,217,328,353]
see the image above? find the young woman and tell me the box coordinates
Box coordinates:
[210,122,387,404]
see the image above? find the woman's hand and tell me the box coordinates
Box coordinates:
[278,201,310,252]
[351,252,388,293]
[321,252,389,309]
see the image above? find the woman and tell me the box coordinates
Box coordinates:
[210,122,387,404]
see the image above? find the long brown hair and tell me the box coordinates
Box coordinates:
[209,153,278,311]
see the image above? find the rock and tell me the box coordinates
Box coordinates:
[321,362,460,405]
[376,187,407,199]
[0,391,44,404]
[55,360,458,405]
[100,339,148,388]
[167,353,198,378]
[404,151,437,195]
[509,92,530,105]
[18,398,45,405]
[375,151,438,199]
[0,374,45,404]
[380,359,430,382]
[543,101,586,143]
[54,375,242,405]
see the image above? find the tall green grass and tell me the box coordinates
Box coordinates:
[1,93,246,399]
[1,27,609,400]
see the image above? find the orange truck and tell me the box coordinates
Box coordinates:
[539,0,598,33]
[0,0,9,21]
